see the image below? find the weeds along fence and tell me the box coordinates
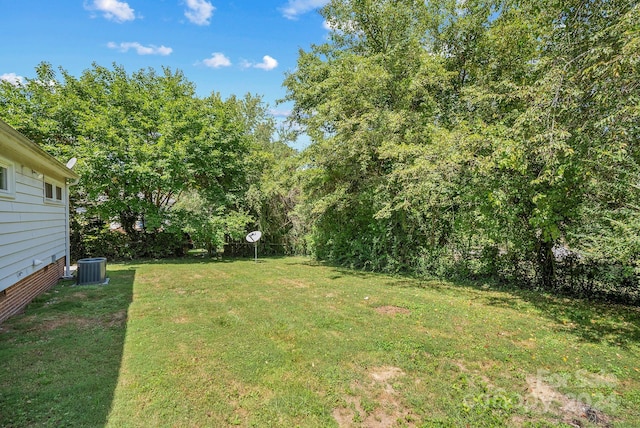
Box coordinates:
[223,242,289,258]
[553,255,640,304]
[481,253,640,305]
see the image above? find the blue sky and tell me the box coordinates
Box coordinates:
[0,0,332,149]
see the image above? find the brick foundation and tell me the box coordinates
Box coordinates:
[0,257,66,323]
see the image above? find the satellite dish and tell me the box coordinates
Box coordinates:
[66,157,77,169]
[246,231,262,243]
[246,231,262,262]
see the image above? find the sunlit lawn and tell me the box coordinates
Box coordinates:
[1,256,639,427]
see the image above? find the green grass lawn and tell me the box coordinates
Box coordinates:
[1,257,639,427]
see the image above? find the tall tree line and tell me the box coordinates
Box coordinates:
[283,0,640,297]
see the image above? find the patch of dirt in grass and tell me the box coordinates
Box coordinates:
[38,315,95,331]
[370,366,406,383]
[516,337,539,350]
[332,399,358,427]
[70,291,89,299]
[525,375,612,427]
[106,309,128,327]
[374,306,411,316]
[223,380,273,426]
[332,366,416,427]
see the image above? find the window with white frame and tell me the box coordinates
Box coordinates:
[44,178,64,203]
[0,157,15,198]
[0,166,6,190]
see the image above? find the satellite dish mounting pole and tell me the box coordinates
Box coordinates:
[245,231,262,263]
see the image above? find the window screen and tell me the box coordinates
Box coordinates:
[45,182,53,199]
[0,167,6,191]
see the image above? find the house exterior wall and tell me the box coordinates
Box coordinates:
[0,161,68,293]
[0,256,65,323]
[0,119,79,323]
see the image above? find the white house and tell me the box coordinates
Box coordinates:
[0,119,79,322]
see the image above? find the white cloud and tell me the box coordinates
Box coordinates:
[281,0,329,20]
[85,0,136,22]
[254,55,279,71]
[184,0,215,25]
[241,56,279,71]
[203,52,231,68]
[269,109,291,118]
[0,73,24,86]
[107,42,173,55]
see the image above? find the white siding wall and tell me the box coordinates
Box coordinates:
[0,163,67,292]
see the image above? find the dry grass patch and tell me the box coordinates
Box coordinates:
[280,278,312,288]
[39,315,95,331]
[374,305,411,316]
[104,309,128,327]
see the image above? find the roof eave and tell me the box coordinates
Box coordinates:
[0,119,80,181]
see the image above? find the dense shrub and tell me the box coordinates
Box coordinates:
[437,246,640,304]
[72,218,189,261]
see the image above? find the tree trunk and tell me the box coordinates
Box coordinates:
[536,239,555,289]
[119,209,138,236]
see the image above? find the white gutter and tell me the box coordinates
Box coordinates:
[0,120,79,181]
[63,176,80,279]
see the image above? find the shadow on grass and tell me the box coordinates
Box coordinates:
[286,258,381,280]
[395,273,640,348]
[0,268,135,427]
[483,290,640,348]
[354,262,640,348]
[290,258,640,349]
[122,253,290,266]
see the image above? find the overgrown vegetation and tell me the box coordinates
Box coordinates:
[283,0,640,299]
[1,258,639,426]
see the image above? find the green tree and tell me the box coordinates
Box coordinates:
[285,0,640,294]
[0,63,254,256]
[172,190,252,256]
[519,0,640,283]
[285,0,453,271]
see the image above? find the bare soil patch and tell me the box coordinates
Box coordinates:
[370,366,406,383]
[525,375,612,427]
[332,366,416,427]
